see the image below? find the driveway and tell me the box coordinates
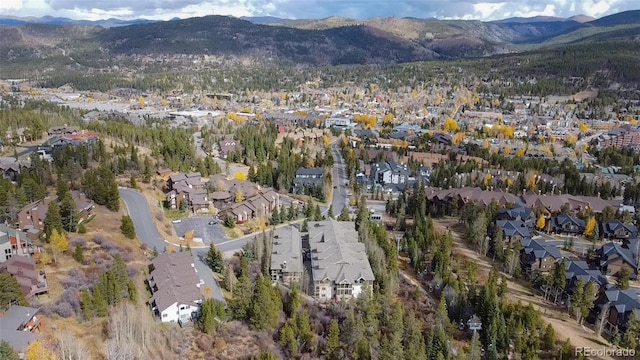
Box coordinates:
[330,142,350,213]
[172,216,228,247]
[119,188,225,303]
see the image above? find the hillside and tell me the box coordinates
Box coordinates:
[0,11,639,66]
[97,16,439,65]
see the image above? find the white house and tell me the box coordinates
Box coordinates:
[147,252,203,324]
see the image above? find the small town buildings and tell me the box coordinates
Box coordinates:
[495,220,531,244]
[270,226,304,288]
[147,251,203,324]
[0,305,42,357]
[595,242,638,280]
[166,172,209,213]
[592,288,640,335]
[293,167,324,193]
[308,219,375,302]
[551,214,585,234]
[564,260,610,295]
[0,257,48,299]
[0,225,37,263]
[18,191,94,233]
[496,205,535,228]
[0,157,31,182]
[371,161,410,185]
[218,139,241,159]
[601,220,638,240]
[520,238,563,276]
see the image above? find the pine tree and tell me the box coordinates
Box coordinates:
[229,275,253,320]
[120,215,136,239]
[43,201,63,242]
[0,340,19,360]
[73,245,84,263]
[152,246,159,257]
[325,319,340,359]
[200,298,226,334]
[80,289,95,320]
[130,175,137,189]
[616,267,631,289]
[301,219,308,232]
[338,205,351,221]
[328,205,335,219]
[92,287,108,317]
[205,243,225,273]
[542,323,556,350]
[56,174,70,199]
[314,204,322,221]
[271,206,281,225]
[0,273,28,307]
[249,275,280,330]
[59,193,78,232]
[285,284,301,317]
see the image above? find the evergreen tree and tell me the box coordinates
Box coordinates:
[542,323,556,350]
[80,289,95,320]
[229,275,253,320]
[130,175,137,189]
[622,309,640,350]
[0,340,19,360]
[92,287,108,317]
[338,205,351,221]
[120,215,136,239]
[43,201,63,242]
[328,205,335,219]
[73,245,84,263]
[200,298,226,334]
[325,319,340,360]
[249,275,280,330]
[271,206,281,225]
[59,193,78,232]
[285,284,301,317]
[205,243,225,273]
[314,204,322,221]
[0,273,28,308]
[56,174,70,199]
[127,279,138,304]
[616,267,631,289]
[301,219,309,232]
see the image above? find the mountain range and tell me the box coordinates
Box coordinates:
[0,10,638,66]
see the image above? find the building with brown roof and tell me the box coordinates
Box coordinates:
[17,191,94,234]
[147,251,203,324]
[0,305,42,357]
[218,139,241,159]
[0,257,48,299]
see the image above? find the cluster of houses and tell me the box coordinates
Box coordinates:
[429,187,640,336]
[165,172,280,223]
[17,191,95,235]
[269,219,375,302]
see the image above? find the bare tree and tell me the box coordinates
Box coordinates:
[57,331,90,360]
[105,303,157,359]
[596,303,611,338]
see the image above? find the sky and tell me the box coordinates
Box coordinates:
[0,0,637,21]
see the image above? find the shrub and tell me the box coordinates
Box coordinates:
[100,240,119,251]
[70,237,87,248]
[60,269,89,290]
[126,265,138,278]
[92,234,107,245]
[77,224,87,234]
[53,302,75,318]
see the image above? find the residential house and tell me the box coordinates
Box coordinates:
[218,139,241,159]
[0,305,42,357]
[0,225,37,263]
[293,167,324,193]
[165,172,209,213]
[591,288,640,335]
[0,157,30,182]
[497,205,535,228]
[18,191,94,233]
[495,220,531,244]
[270,226,304,288]
[601,220,638,241]
[5,128,27,144]
[371,161,410,185]
[308,219,375,302]
[0,257,48,299]
[147,252,203,324]
[564,260,610,295]
[520,238,563,277]
[551,214,585,234]
[595,242,638,280]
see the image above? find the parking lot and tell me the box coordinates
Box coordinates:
[172,216,228,246]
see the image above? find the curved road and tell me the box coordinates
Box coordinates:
[119,188,225,302]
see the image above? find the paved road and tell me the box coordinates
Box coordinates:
[119,187,225,302]
[330,142,350,214]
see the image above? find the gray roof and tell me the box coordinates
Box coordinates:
[603,288,640,319]
[521,238,563,260]
[0,305,40,351]
[599,242,638,271]
[270,226,304,274]
[149,252,202,312]
[308,219,375,283]
[565,261,609,288]
[495,220,531,239]
[295,167,324,176]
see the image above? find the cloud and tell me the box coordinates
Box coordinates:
[2,0,639,21]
